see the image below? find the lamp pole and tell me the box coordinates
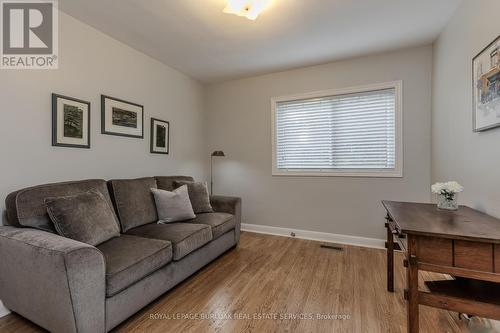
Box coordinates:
[210,151,225,196]
[210,155,214,195]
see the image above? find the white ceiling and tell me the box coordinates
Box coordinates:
[59,0,461,83]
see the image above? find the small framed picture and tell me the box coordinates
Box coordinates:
[150,118,170,154]
[52,94,90,149]
[473,34,500,132]
[101,95,144,138]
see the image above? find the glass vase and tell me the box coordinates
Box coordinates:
[437,193,458,210]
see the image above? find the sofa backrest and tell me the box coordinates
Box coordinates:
[5,179,116,233]
[107,177,159,232]
[4,175,195,234]
[155,176,193,191]
[106,176,194,232]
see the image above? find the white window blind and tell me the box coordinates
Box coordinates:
[275,87,398,174]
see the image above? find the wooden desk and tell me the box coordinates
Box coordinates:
[382,201,500,333]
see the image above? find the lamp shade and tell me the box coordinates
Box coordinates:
[211,151,225,157]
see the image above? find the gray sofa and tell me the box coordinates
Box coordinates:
[0,176,241,333]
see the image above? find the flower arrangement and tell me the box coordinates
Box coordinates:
[431,181,464,210]
[431,181,464,198]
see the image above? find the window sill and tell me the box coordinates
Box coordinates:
[272,170,403,178]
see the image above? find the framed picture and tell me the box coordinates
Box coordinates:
[52,94,90,148]
[150,118,170,154]
[473,34,500,132]
[101,95,144,138]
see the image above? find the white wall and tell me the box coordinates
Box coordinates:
[432,0,500,217]
[0,12,207,226]
[206,46,432,240]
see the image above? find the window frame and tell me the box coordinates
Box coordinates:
[271,81,403,178]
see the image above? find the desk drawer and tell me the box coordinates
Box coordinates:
[416,236,453,266]
[455,241,494,272]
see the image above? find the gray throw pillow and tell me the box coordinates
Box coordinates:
[45,190,120,246]
[151,186,196,223]
[173,181,213,214]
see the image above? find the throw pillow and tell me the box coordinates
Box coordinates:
[45,190,120,246]
[151,186,196,223]
[172,181,213,214]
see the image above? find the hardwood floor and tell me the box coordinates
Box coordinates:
[1,231,499,332]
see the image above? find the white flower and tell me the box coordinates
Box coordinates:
[431,181,464,194]
[431,183,443,193]
[445,181,464,193]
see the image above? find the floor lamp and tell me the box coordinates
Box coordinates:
[210,150,225,195]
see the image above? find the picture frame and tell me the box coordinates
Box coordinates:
[52,93,91,149]
[472,34,500,132]
[150,118,170,154]
[101,95,144,138]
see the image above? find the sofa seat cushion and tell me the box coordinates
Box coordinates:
[188,213,236,239]
[97,235,172,297]
[126,223,212,261]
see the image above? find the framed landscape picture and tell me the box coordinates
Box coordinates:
[101,95,144,138]
[150,118,170,154]
[473,35,500,132]
[52,94,90,148]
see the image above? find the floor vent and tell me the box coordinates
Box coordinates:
[320,243,344,251]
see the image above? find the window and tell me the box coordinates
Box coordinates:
[272,81,402,177]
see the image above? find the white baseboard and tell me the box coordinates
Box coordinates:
[0,300,9,318]
[241,223,385,249]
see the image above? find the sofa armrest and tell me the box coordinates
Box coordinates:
[0,226,106,333]
[210,196,242,243]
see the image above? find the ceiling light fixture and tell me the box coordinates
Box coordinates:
[223,0,273,20]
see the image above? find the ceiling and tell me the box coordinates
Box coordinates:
[59,0,461,83]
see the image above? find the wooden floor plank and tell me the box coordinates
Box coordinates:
[0,231,499,332]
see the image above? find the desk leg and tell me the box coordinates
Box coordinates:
[407,235,419,333]
[386,224,394,292]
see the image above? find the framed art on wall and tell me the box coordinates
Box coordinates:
[150,118,170,154]
[473,34,500,132]
[101,95,144,138]
[52,94,90,148]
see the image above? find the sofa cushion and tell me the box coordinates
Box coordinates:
[151,186,195,223]
[155,176,193,191]
[45,190,120,246]
[173,181,213,214]
[5,179,115,233]
[188,213,236,239]
[108,177,158,232]
[126,223,212,261]
[97,235,172,297]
